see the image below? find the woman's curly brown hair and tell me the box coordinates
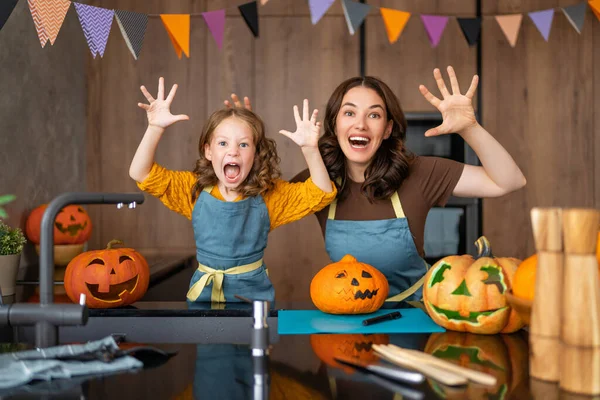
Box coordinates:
[191,108,281,202]
[319,76,414,202]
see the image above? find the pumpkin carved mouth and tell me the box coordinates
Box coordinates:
[86,275,139,302]
[55,221,88,236]
[429,303,508,325]
[354,289,379,300]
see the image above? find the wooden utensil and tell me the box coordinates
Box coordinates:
[381,344,497,386]
[372,344,467,387]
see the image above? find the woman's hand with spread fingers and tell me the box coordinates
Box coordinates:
[419,66,478,137]
[278,99,321,149]
[138,77,189,129]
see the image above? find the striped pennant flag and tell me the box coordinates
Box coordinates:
[74,3,114,58]
[0,0,19,32]
[28,0,70,47]
[115,10,147,60]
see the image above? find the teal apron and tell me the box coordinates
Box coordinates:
[186,186,274,303]
[324,192,428,302]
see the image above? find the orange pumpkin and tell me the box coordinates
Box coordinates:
[424,331,528,400]
[310,255,389,314]
[26,204,92,245]
[423,236,525,334]
[310,333,390,374]
[64,240,149,308]
[513,231,600,301]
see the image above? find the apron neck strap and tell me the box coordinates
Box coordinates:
[202,185,214,194]
[328,191,405,220]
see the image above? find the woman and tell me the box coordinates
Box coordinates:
[226,66,526,301]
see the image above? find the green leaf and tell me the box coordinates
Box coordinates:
[451,279,472,296]
[429,263,451,288]
[0,209,7,219]
[480,265,506,294]
[0,195,16,205]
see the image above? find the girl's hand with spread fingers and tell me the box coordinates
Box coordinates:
[279,99,321,149]
[224,93,252,111]
[419,66,479,137]
[138,77,190,129]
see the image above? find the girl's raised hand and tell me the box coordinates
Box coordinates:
[419,66,478,137]
[223,93,252,111]
[279,99,320,148]
[138,77,190,129]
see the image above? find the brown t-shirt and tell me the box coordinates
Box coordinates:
[291,156,465,257]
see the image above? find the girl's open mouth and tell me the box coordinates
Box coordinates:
[224,163,241,183]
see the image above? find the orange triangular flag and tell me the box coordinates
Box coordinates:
[160,14,190,58]
[495,14,522,47]
[380,8,410,44]
[589,0,600,20]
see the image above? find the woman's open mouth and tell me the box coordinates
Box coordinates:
[224,163,241,183]
[348,135,370,149]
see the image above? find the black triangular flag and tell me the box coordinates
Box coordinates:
[457,17,481,47]
[239,1,259,37]
[115,10,148,60]
[0,0,19,31]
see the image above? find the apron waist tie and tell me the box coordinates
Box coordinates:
[385,260,429,303]
[186,259,264,303]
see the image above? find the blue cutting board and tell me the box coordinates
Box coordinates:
[277,308,445,335]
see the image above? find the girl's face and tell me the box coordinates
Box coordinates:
[335,86,393,170]
[204,117,256,191]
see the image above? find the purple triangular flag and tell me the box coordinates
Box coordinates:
[421,15,449,47]
[202,9,225,49]
[309,0,335,25]
[528,9,554,41]
[74,3,114,58]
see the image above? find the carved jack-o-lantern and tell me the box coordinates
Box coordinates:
[64,240,149,308]
[424,331,528,400]
[310,255,389,314]
[26,204,92,245]
[423,237,525,334]
[310,334,390,374]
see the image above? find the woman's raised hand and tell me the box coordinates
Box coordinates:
[138,77,190,129]
[279,99,320,148]
[224,93,252,111]
[419,66,479,137]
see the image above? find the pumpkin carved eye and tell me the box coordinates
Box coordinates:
[88,258,105,267]
[335,271,347,278]
[361,271,372,278]
[119,255,133,263]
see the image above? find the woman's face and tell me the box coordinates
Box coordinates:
[335,86,393,170]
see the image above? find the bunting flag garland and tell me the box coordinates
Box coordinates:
[74,3,114,58]
[341,0,371,35]
[529,9,554,41]
[115,10,147,60]
[239,1,259,37]
[160,14,190,58]
[562,3,586,33]
[421,15,448,47]
[309,0,335,25]
[380,8,410,44]
[457,18,481,46]
[28,0,70,47]
[495,14,522,47]
[0,0,19,31]
[202,9,226,49]
[588,0,600,21]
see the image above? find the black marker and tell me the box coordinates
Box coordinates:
[362,311,402,326]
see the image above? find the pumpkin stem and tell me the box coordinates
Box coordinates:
[106,239,124,249]
[474,236,493,259]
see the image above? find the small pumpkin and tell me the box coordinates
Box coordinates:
[26,204,92,245]
[310,255,389,314]
[424,331,528,400]
[310,333,390,374]
[423,236,525,334]
[64,239,149,308]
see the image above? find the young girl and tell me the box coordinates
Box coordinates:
[129,77,336,303]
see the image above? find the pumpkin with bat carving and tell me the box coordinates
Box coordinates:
[26,204,92,244]
[310,333,390,374]
[310,255,389,314]
[64,240,149,308]
[423,236,525,334]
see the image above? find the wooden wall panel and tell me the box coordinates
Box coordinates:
[366,1,477,112]
[482,0,595,258]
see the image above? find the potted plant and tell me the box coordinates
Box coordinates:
[0,195,26,299]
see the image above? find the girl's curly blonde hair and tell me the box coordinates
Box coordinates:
[191,108,281,202]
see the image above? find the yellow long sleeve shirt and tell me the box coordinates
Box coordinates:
[136,163,337,231]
